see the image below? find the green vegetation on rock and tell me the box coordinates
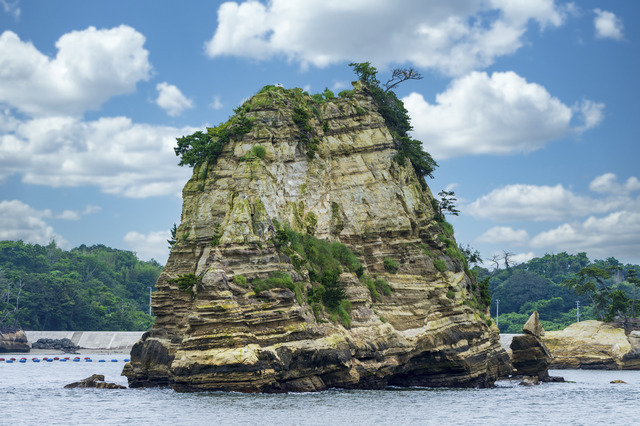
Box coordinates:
[175,63,438,183]
[349,62,437,183]
[271,223,365,326]
[168,273,200,297]
[251,271,304,304]
[433,259,447,273]
[383,258,399,274]
[232,275,247,287]
[175,110,254,168]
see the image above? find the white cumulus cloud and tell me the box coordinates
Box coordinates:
[0,25,151,117]
[593,9,624,40]
[465,183,622,222]
[56,210,81,221]
[0,200,68,247]
[573,99,605,132]
[477,226,529,245]
[205,0,565,76]
[403,71,601,159]
[156,82,194,117]
[0,112,195,198]
[511,251,536,266]
[124,230,170,263]
[589,173,640,195]
[469,173,640,263]
[54,204,102,220]
[531,211,640,261]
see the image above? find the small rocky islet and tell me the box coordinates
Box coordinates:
[122,79,514,392]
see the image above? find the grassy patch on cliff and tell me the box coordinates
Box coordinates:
[250,272,304,305]
[272,222,364,326]
[363,275,392,302]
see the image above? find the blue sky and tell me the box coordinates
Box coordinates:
[0,0,638,266]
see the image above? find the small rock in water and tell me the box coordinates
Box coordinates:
[610,379,627,384]
[64,374,126,389]
[518,376,541,386]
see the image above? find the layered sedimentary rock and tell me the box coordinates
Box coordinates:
[0,330,30,353]
[123,82,512,392]
[543,321,640,370]
[509,312,561,382]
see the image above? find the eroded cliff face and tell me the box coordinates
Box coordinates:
[122,82,512,392]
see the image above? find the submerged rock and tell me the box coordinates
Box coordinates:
[64,374,126,389]
[0,329,30,353]
[122,82,512,392]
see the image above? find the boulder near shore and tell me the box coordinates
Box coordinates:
[0,330,30,353]
[509,311,563,384]
[543,320,640,370]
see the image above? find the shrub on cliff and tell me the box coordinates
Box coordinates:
[175,111,253,168]
[349,62,437,183]
[384,258,399,274]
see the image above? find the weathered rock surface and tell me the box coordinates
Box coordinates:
[32,338,79,353]
[511,334,553,378]
[122,82,512,392]
[0,330,30,353]
[543,321,640,369]
[523,311,545,337]
[509,312,560,383]
[64,374,126,389]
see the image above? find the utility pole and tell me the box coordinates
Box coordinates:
[496,299,500,329]
[148,287,153,316]
[576,300,580,323]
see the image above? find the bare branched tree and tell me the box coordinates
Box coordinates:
[384,68,423,92]
[502,251,515,270]
[489,255,501,275]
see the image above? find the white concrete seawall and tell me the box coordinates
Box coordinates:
[499,333,521,350]
[25,331,144,351]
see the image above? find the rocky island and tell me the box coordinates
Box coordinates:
[122,71,512,392]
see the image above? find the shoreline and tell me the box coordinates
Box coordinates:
[1,348,131,356]
[2,330,142,356]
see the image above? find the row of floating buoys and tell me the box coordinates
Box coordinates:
[1,356,130,363]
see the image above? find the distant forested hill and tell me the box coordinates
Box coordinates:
[475,252,640,332]
[0,241,161,331]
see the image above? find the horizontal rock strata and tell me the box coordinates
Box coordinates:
[123,82,512,391]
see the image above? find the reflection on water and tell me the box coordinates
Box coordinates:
[1,354,639,425]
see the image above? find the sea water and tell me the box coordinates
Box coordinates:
[1,354,638,425]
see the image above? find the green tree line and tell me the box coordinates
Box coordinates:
[475,252,640,332]
[0,240,161,332]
